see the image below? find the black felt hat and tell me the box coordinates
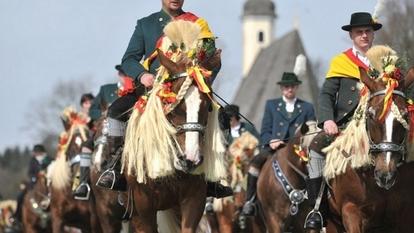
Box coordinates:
[341,12,382,31]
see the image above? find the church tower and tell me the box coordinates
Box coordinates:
[242,0,276,77]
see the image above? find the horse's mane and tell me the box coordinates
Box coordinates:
[323,45,404,179]
[122,20,227,183]
[51,107,88,189]
[228,132,259,189]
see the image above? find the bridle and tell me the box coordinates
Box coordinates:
[366,89,408,156]
[166,71,209,135]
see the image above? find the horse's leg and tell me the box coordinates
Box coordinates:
[216,201,234,233]
[51,214,64,233]
[265,213,284,233]
[180,182,205,233]
[341,202,363,233]
[130,213,157,233]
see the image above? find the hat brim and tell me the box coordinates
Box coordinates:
[277,80,302,85]
[341,23,382,31]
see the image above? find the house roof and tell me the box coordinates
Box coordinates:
[232,30,319,129]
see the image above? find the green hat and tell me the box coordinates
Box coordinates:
[277,72,302,86]
[342,12,382,31]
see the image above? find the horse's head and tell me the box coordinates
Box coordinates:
[157,49,212,172]
[361,47,414,189]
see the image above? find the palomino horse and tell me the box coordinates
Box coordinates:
[22,171,52,233]
[323,47,414,232]
[207,132,265,233]
[256,121,319,233]
[49,109,101,233]
[121,19,226,233]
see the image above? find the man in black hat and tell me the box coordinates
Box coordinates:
[222,104,259,145]
[241,72,315,216]
[304,12,382,230]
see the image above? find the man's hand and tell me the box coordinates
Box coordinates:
[269,140,285,150]
[323,120,339,135]
[140,73,155,87]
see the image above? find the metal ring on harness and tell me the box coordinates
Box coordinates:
[272,159,306,216]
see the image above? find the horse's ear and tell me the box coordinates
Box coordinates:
[157,49,180,75]
[300,122,309,135]
[60,117,70,131]
[359,67,375,91]
[404,67,414,90]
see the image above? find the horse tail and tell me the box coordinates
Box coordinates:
[50,156,71,190]
[157,209,180,233]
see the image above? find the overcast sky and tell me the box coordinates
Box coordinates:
[0,0,378,151]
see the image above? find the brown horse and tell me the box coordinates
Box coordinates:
[256,121,319,233]
[22,171,52,233]
[90,117,126,233]
[206,132,266,233]
[49,112,101,233]
[324,53,414,232]
[120,19,226,233]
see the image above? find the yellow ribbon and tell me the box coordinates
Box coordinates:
[378,76,398,122]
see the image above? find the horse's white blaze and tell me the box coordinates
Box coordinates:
[184,86,201,162]
[385,111,395,166]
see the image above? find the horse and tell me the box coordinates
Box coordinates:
[120,19,227,233]
[323,46,414,233]
[206,132,266,233]
[256,121,319,233]
[90,116,127,233]
[21,171,52,233]
[49,109,101,233]
[0,200,17,233]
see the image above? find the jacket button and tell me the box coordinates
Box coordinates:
[348,100,353,105]
[351,86,356,91]
[277,133,281,136]
[294,123,299,127]
[279,122,284,126]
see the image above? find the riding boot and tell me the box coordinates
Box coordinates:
[73,153,91,200]
[206,181,233,198]
[96,136,127,191]
[304,177,325,230]
[241,173,258,216]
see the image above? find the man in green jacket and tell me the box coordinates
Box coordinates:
[304,12,382,230]
[73,82,118,200]
[96,0,231,199]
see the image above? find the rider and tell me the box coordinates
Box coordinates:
[14,145,52,222]
[96,0,232,198]
[304,12,382,230]
[223,104,260,145]
[205,104,260,213]
[241,72,316,216]
[73,83,118,200]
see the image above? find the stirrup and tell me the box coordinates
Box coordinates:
[205,201,214,215]
[74,183,91,201]
[241,200,257,216]
[96,168,117,189]
[304,210,323,229]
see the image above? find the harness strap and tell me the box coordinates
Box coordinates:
[176,122,205,133]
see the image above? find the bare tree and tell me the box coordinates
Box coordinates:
[376,0,414,66]
[24,76,94,154]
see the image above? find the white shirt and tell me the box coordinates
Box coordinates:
[283,96,297,113]
[352,46,370,67]
[230,123,241,138]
